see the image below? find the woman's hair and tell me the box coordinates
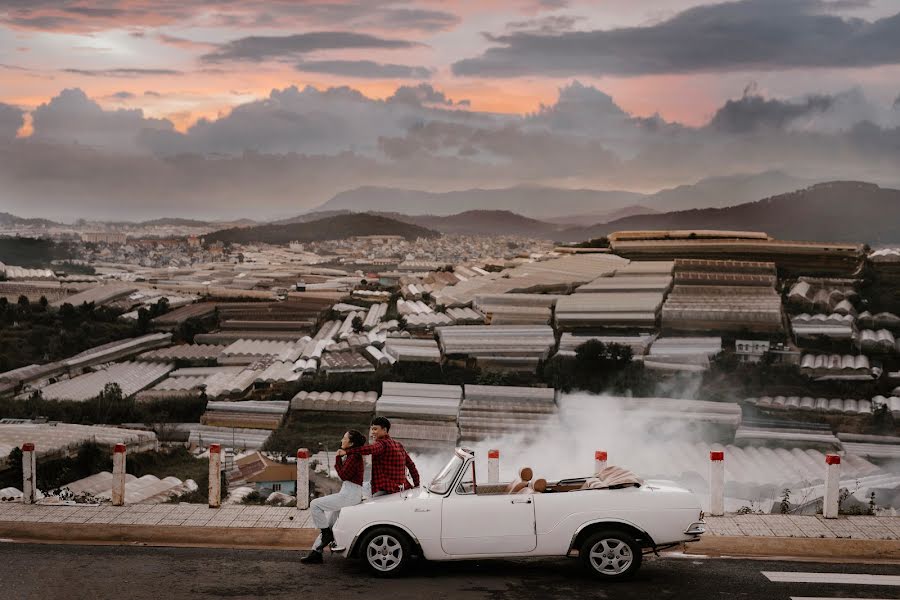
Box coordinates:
[346,429,367,448]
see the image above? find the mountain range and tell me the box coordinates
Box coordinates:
[5,175,900,246]
[315,171,810,219]
[555,181,900,244]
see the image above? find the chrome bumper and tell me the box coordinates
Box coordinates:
[683,521,706,536]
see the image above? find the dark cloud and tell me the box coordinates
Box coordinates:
[143,90,162,97]
[5,14,74,29]
[110,91,136,100]
[453,0,900,77]
[136,84,487,157]
[709,93,836,133]
[0,1,190,31]
[378,120,621,176]
[62,6,127,18]
[7,81,900,220]
[294,60,432,79]
[31,88,174,151]
[156,33,215,50]
[387,83,467,106]
[828,0,873,8]
[507,15,583,34]
[62,68,183,77]
[0,103,24,140]
[383,8,460,32]
[0,1,458,33]
[201,32,419,63]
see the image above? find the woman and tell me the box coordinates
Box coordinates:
[301,429,367,564]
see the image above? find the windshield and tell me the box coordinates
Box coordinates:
[429,455,464,494]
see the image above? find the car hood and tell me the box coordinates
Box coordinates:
[361,487,431,505]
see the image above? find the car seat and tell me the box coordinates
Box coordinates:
[506,467,533,494]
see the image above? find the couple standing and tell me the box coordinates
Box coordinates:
[301,416,420,564]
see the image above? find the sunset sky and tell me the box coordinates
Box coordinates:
[2,0,900,220]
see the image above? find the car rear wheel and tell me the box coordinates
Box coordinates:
[360,527,412,577]
[580,529,642,580]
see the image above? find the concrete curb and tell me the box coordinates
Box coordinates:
[685,535,900,560]
[0,522,317,550]
[3,521,898,561]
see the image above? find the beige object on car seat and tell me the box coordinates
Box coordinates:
[515,477,547,495]
[581,466,643,490]
[506,467,533,494]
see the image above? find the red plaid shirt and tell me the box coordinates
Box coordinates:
[346,436,420,494]
[334,453,364,486]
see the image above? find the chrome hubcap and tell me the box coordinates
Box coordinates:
[366,535,403,572]
[589,538,633,575]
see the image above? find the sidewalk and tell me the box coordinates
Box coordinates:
[0,502,317,549]
[1,502,899,559]
[687,513,900,560]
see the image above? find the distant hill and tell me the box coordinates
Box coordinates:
[641,171,811,212]
[0,212,59,228]
[205,213,439,245]
[389,210,560,237]
[545,205,659,226]
[317,185,644,219]
[271,210,351,225]
[274,209,560,237]
[138,217,211,227]
[137,217,258,228]
[555,182,900,244]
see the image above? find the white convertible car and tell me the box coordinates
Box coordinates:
[332,448,705,578]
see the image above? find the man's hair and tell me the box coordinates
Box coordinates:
[346,429,367,448]
[371,416,391,431]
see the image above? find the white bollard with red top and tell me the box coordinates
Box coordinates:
[487,449,500,484]
[112,443,126,506]
[709,450,725,516]
[208,444,222,508]
[594,450,607,473]
[297,448,310,510]
[21,443,36,504]
[823,454,841,519]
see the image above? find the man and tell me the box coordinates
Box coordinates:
[337,416,420,496]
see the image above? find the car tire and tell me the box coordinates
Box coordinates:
[359,527,413,578]
[580,529,642,580]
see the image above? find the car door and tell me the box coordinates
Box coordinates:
[440,460,536,555]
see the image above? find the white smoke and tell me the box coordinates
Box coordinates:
[409,391,900,513]
[412,392,720,495]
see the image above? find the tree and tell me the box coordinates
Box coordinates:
[574,340,632,370]
[542,340,635,393]
[101,382,123,403]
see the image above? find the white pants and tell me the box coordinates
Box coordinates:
[310,481,363,550]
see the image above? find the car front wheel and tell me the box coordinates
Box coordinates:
[360,527,412,577]
[580,529,642,580]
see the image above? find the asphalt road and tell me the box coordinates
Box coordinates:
[2,543,899,600]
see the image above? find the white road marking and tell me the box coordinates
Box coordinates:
[763,572,900,586]
[790,597,898,600]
